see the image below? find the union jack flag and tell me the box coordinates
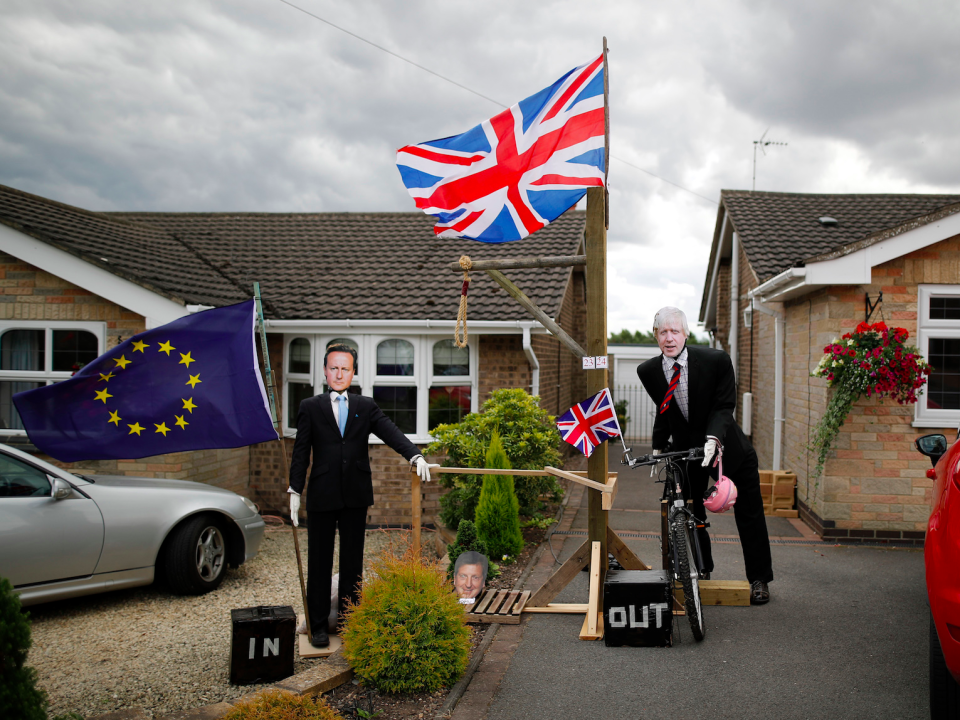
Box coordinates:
[396,55,606,243]
[556,387,621,458]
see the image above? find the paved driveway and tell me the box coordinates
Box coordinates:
[467,448,930,720]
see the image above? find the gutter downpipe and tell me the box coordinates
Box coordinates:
[729,232,739,379]
[522,325,540,397]
[748,292,784,471]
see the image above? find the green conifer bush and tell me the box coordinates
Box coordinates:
[222,689,343,720]
[427,388,562,528]
[342,550,471,694]
[474,430,524,562]
[0,576,47,720]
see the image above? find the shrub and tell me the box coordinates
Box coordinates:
[0,576,47,720]
[342,549,471,694]
[222,689,343,720]
[474,430,523,562]
[427,388,563,527]
[445,519,498,579]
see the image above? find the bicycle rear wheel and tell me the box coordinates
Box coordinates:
[671,516,705,641]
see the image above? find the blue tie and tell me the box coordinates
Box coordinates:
[337,394,347,436]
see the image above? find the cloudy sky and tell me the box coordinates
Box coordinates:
[2,0,958,334]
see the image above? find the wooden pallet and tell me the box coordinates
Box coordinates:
[465,589,530,624]
[760,470,797,517]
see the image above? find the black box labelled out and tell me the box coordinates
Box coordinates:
[603,570,673,647]
[230,605,297,685]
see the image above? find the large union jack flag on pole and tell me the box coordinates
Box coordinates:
[556,387,621,458]
[396,55,606,243]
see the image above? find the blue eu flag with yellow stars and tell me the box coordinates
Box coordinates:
[13,300,278,462]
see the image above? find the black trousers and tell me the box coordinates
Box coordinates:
[306,506,367,633]
[681,449,774,584]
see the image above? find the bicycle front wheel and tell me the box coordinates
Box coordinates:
[671,516,705,641]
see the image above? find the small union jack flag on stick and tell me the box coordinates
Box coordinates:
[556,387,622,458]
[396,54,606,243]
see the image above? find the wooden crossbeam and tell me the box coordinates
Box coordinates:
[448,255,586,272]
[606,526,651,571]
[526,538,591,608]
[579,541,603,641]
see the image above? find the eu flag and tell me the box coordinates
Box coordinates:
[13,300,278,462]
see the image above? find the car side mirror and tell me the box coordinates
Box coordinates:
[50,477,72,500]
[915,434,948,468]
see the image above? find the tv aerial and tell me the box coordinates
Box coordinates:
[752,129,787,191]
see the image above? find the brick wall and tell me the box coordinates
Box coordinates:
[478,335,532,404]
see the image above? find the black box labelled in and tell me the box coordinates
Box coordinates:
[603,569,673,647]
[229,605,297,685]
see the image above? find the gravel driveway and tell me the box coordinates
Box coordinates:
[27,522,435,719]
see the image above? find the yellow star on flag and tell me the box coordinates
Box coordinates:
[114,355,131,369]
[132,340,149,353]
[179,351,195,368]
[108,410,121,426]
[155,422,170,436]
[158,341,175,356]
[182,397,197,413]
[99,372,115,383]
[128,422,145,436]
[94,388,113,404]
[174,415,189,430]
[186,374,201,389]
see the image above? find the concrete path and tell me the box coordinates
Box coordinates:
[451,446,929,720]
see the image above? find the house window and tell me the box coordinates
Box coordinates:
[916,285,960,427]
[0,322,105,433]
[429,340,471,430]
[285,337,314,428]
[281,333,478,440]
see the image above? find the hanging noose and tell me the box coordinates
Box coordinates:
[454,255,472,348]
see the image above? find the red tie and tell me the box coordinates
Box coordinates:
[659,362,681,414]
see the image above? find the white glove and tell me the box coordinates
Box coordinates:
[702,438,718,467]
[289,491,301,527]
[412,455,440,483]
[651,449,660,477]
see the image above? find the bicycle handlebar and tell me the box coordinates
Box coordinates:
[621,446,704,468]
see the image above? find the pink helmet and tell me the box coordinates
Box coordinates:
[703,449,737,513]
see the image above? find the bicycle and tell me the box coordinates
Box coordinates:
[621,446,707,641]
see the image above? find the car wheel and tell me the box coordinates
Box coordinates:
[164,514,229,595]
[930,613,960,718]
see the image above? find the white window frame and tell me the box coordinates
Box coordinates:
[914,284,960,427]
[0,320,107,435]
[280,332,478,443]
[283,336,315,433]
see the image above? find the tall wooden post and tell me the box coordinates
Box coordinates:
[584,37,610,608]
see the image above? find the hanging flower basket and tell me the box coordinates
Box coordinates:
[810,321,931,482]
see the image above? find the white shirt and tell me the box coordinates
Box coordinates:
[660,346,689,421]
[330,390,349,425]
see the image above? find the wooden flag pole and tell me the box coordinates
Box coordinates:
[253,282,312,640]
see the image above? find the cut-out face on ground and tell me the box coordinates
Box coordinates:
[453,551,488,601]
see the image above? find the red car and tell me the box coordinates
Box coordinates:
[916,432,960,717]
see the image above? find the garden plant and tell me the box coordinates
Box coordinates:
[811,320,930,481]
[221,689,343,720]
[427,388,562,529]
[474,429,524,562]
[0,576,47,720]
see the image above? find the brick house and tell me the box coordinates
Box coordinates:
[0,183,588,525]
[699,190,960,544]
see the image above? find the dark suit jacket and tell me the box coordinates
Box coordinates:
[289,393,420,511]
[637,344,753,476]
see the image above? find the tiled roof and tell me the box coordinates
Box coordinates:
[721,190,960,283]
[0,184,585,321]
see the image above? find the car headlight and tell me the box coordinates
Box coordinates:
[240,496,259,515]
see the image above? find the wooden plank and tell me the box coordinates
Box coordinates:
[448,255,586,272]
[601,472,618,510]
[474,589,497,615]
[465,611,521,625]
[410,468,421,558]
[526,538,592,608]
[431,467,553,476]
[497,590,521,615]
[485,268,587,359]
[523,603,590,614]
[607,526,651,571]
[486,590,510,615]
[585,541,601,638]
[578,612,604,641]
[543,466,611,493]
[297,618,343,658]
[772,508,799,518]
[511,591,530,616]
[675,580,750,607]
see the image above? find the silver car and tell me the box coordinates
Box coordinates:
[0,443,265,606]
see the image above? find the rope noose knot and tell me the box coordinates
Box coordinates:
[455,255,472,348]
